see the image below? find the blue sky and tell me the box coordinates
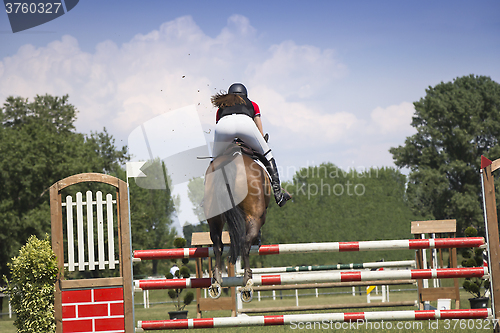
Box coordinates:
[1,1,499,229]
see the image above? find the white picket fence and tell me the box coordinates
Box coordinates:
[62,191,119,271]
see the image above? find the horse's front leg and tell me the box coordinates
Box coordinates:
[242,249,252,287]
[239,242,254,303]
[214,245,223,285]
[210,230,223,285]
[240,221,260,302]
[208,225,223,299]
[242,218,262,284]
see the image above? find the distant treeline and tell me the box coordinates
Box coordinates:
[250,164,422,268]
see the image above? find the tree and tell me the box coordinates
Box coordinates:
[0,94,129,291]
[187,177,205,223]
[390,75,500,233]
[258,164,422,268]
[182,177,209,246]
[129,159,178,276]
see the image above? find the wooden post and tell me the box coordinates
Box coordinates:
[117,180,134,332]
[195,256,203,318]
[50,185,64,331]
[411,220,460,309]
[481,156,500,326]
[191,232,236,318]
[227,262,237,317]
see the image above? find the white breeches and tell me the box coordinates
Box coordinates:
[213,114,273,160]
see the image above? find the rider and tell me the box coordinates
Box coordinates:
[211,83,291,207]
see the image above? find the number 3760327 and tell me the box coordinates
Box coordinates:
[5,3,62,14]
[443,319,499,330]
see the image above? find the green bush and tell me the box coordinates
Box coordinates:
[173,237,187,248]
[4,235,59,333]
[461,226,489,298]
[166,237,194,311]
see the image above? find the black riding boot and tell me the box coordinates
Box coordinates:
[266,158,291,207]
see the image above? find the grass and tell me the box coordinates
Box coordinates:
[2,285,491,333]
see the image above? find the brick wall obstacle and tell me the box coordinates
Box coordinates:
[50,173,134,333]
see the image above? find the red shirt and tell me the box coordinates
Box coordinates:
[216,101,260,123]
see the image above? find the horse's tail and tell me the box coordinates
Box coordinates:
[222,204,246,264]
[212,159,246,264]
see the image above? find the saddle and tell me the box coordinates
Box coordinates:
[221,138,270,171]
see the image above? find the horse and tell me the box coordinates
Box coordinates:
[203,143,271,301]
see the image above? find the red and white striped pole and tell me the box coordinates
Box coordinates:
[135,267,488,291]
[133,237,485,261]
[238,260,416,274]
[136,308,492,331]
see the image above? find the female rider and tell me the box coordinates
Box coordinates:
[211,83,291,207]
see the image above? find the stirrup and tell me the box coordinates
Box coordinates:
[275,190,291,207]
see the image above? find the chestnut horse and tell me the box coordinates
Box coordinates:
[204,144,271,300]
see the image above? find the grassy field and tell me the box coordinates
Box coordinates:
[1,285,493,332]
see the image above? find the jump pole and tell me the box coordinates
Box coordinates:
[250,279,416,291]
[136,308,491,331]
[135,267,488,290]
[133,237,484,261]
[236,260,416,275]
[239,301,418,314]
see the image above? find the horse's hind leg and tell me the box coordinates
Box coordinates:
[239,220,260,303]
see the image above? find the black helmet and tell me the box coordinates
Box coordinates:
[228,83,247,97]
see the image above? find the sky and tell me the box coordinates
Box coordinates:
[1,1,499,232]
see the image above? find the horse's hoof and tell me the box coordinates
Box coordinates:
[208,282,222,299]
[241,288,253,303]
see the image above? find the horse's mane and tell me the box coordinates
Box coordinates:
[211,92,245,108]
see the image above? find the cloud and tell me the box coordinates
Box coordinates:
[251,86,358,146]
[249,41,348,99]
[0,15,350,148]
[370,101,415,135]
[220,15,257,41]
[0,36,90,99]
[2,13,415,177]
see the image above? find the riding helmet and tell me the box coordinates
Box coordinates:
[228,83,247,97]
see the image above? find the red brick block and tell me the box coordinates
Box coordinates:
[95,317,125,331]
[62,290,92,304]
[94,287,124,302]
[110,302,124,316]
[78,303,109,318]
[62,319,93,332]
[62,305,76,319]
